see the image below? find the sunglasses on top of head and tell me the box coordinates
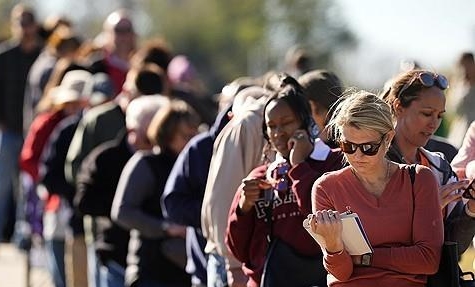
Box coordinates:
[339,135,386,156]
[397,72,449,99]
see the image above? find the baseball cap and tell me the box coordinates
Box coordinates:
[89,72,115,105]
[53,69,93,105]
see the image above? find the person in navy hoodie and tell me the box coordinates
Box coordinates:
[160,105,230,286]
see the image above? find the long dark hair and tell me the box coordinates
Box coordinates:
[381,69,447,115]
[261,73,319,143]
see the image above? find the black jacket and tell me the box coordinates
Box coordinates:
[75,131,131,267]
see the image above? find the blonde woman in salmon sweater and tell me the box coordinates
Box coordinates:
[309,91,443,286]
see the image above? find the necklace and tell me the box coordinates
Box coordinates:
[385,160,392,180]
[401,154,420,165]
[351,160,392,197]
[351,160,391,181]
[397,149,420,164]
[391,142,420,164]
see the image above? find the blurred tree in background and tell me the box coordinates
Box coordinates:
[0,0,16,41]
[147,0,355,91]
[0,0,355,93]
[147,0,267,92]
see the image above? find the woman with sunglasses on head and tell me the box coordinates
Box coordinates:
[381,69,475,257]
[225,75,344,287]
[309,91,443,286]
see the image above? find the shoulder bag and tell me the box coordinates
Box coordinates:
[407,165,475,287]
[260,191,326,287]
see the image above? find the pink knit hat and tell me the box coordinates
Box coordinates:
[167,55,196,86]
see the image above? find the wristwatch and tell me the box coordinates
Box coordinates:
[360,253,372,266]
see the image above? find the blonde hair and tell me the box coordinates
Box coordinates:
[327,90,394,142]
[126,95,169,132]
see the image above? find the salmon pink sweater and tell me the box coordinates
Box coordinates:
[313,164,443,287]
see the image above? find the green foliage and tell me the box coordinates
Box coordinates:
[1,0,355,93]
[145,0,267,91]
[143,0,354,92]
[0,0,16,41]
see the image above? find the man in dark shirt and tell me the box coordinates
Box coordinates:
[75,96,167,287]
[0,4,42,241]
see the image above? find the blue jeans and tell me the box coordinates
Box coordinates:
[99,260,125,287]
[207,253,228,287]
[84,216,101,287]
[45,239,66,287]
[0,131,22,241]
[131,279,185,287]
[87,243,101,287]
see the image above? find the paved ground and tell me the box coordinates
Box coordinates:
[0,243,53,287]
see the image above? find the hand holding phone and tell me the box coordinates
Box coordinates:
[462,178,475,200]
[288,129,313,166]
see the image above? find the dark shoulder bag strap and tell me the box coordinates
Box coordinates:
[409,164,416,243]
[260,190,275,287]
[264,191,274,243]
[416,162,462,287]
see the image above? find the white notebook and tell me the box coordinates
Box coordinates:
[303,212,373,255]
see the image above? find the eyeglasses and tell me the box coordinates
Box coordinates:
[339,135,386,156]
[397,72,449,99]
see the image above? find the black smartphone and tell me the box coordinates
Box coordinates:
[462,178,475,200]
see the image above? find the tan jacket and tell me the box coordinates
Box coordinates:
[201,95,268,269]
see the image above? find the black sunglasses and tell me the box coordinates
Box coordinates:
[339,135,386,156]
[397,72,449,99]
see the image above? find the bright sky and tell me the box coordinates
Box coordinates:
[31,0,475,89]
[334,0,475,88]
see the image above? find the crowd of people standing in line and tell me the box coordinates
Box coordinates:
[3,3,475,287]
